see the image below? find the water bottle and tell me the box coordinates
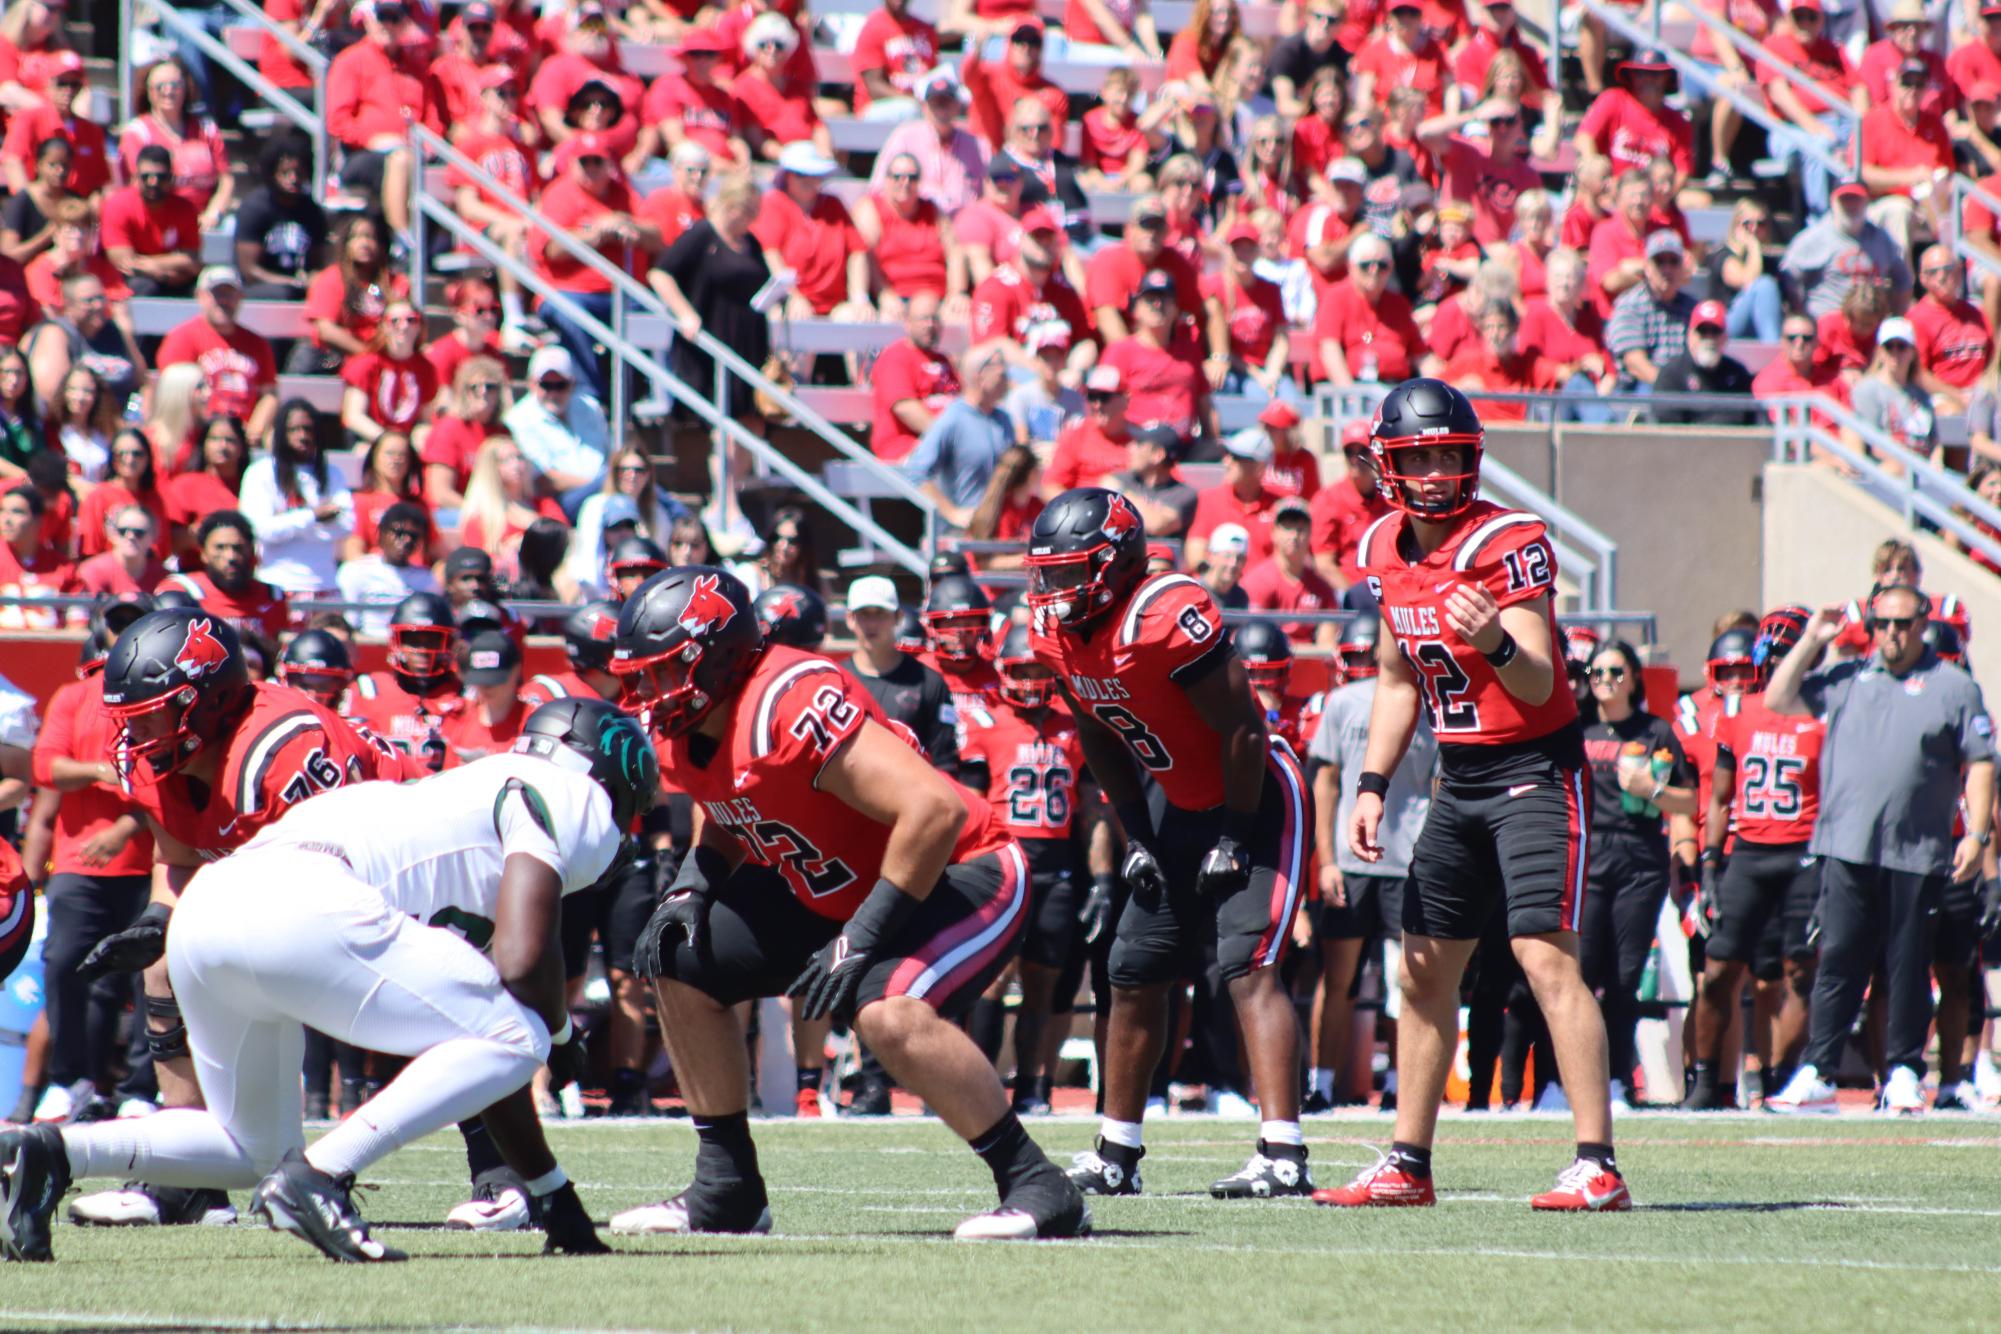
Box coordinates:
[1617,741,1650,815]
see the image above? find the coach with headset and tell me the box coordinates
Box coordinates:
[1761,582,1996,1114]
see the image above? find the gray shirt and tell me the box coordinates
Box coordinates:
[1848,374,1937,450]
[1804,647,1995,874]
[1779,216,1913,319]
[904,398,1012,509]
[1002,379,1083,447]
[1308,677,1437,877]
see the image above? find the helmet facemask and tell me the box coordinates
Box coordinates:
[389,625,456,682]
[1371,435,1483,520]
[613,640,717,738]
[1025,542,1118,628]
[926,608,990,661]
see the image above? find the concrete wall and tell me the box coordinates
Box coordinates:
[1761,465,2001,709]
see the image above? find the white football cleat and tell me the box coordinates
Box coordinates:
[68,1184,236,1226]
[1768,1064,1839,1115]
[608,1193,772,1236]
[1881,1066,1924,1117]
[444,1181,531,1232]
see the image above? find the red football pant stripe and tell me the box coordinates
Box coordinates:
[1252,743,1310,971]
[884,841,1028,1005]
[1559,763,1591,933]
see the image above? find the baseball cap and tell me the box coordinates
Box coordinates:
[1223,428,1273,463]
[1259,400,1302,430]
[1690,299,1728,331]
[1019,206,1063,236]
[777,142,839,177]
[1130,422,1184,456]
[49,49,83,77]
[1877,316,1917,347]
[462,1,496,20]
[557,131,615,173]
[1025,319,1073,353]
[600,494,642,528]
[1897,56,1930,83]
[1207,524,1251,557]
[1010,15,1046,38]
[1788,0,1823,10]
[1985,1,2001,17]
[197,265,243,293]
[1224,220,1261,246]
[1644,229,1686,260]
[847,575,900,614]
[917,65,969,103]
[1340,420,1372,450]
[678,28,732,56]
[1084,365,1124,394]
[987,155,1023,182]
[445,546,493,580]
[1327,157,1368,186]
[527,344,577,383]
[1136,269,1178,299]
[461,630,521,686]
[1832,179,1870,201]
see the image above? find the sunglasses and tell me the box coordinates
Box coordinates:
[1019,122,1053,134]
[539,377,574,390]
[387,316,422,327]
[465,304,501,318]
[887,171,919,182]
[1784,331,1817,343]
[1087,390,1119,403]
[1873,616,1920,631]
[138,171,170,182]
[615,463,651,475]
[1355,260,1388,272]
[114,525,150,539]
[1588,667,1627,681]
[578,156,610,168]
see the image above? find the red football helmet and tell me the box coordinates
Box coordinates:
[1705,627,1760,696]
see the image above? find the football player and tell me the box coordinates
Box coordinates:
[156,512,289,643]
[0,699,654,1263]
[1025,488,1313,1201]
[1319,378,1629,1212]
[1685,609,1825,1110]
[923,573,1003,731]
[608,566,1090,1241]
[523,602,625,707]
[606,535,668,602]
[958,624,1102,1114]
[1237,618,1321,754]
[275,629,355,709]
[344,592,465,771]
[754,584,830,653]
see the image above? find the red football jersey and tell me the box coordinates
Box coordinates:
[1713,690,1823,847]
[665,646,1010,920]
[961,702,1086,842]
[926,653,1002,722]
[1262,690,1323,759]
[1359,501,1577,747]
[1674,688,1736,850]
[1031,572,1238,811]
[441,697,530,762]
[521,670,603,708]
[125,682,391,861]
[342,671,467,762]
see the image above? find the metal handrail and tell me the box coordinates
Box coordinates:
[129,1,328,200]
[1665,2,1862,156]
[1580,0,1856,180]
[411,183,934,577]
[1946,173,2001,286]
[406,127,941,545]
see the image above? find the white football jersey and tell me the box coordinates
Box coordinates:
[241,752,623,944]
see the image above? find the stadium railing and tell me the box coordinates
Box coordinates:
[130,0,330,200]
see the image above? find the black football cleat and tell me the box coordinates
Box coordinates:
[1210,1142,1313,1199]
[0,1124,69,1262]
[249,1150,405,1263]
[534,1181,611,1255]
[1064,1138,1143,1196]
[955,1166,1093,1241]
[609,1183,773,1235]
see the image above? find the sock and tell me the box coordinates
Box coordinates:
[1032,1075,1053,1103]
[1099,1117,1144,1151]
[63,1109,261,1189]
[1310,1068,1334,1099]
[966,998,1007,1063]
[1686,1061,1716,1098]
[501,290,525,324]
[795,1067,823,1094]
[1577,1141,1617,1172]
[524,1165,568,1197]
[970,1109,1049,1198]
[1383,1070,1399,1094]
[310,1037,535,1179]
[692,1110,762,1191]
[1388,1141,1431,1178]
[1261,1119,1305,1156]
[460,1115,505,1179]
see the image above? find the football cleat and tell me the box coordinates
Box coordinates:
[0,1124,70,1261]
[847,1076,892,1117]
[1933,1080,1979,1112]
[533,1181,610,1255]
[1313,1154,1436,1208]
[1530,1158,1632,1212]
[59,1081,114,1126]
[30,1084,72,1124]
[249,1150,405,1262]
[1064,1139,1142,1196]
[68,1183,236,1226]
[794,1087,824,1119]
[1210,1142,1313,1199]
[953,1169,1092,1242]
[1767,1065,1840,1115]
[1300,1090,1335,1115]
[444,1170,532,1231]
[1881,1066,1925,1117]
[608,1187,772,1236]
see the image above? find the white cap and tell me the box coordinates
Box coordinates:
[777,141,839,177]
[197,265,243,293]
[847,575,899,613]
[1222,428,1273,463]
[1327,157,1368,185]
[527,344,576,382]
[1876,315,1916,347]
[1207,523,1251,557]
[670,140,712,168]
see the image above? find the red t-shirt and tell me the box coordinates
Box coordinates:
[1045,419,1131,492]
[1290,115,1343,192]
[421,414,502,495]
[341,350,440,434]
[751,188,862,315]
[117,114,232,213]
[1947,38,2001,105]
[1309,475,1392,585]
[641,75,748,159]
[1085,242,1204,322]
[1442,343,1562,422]
[77,549,168,597]
[1860,105,1955,196]
[446,128,539,210]
[1910,294,1994,391]
[952,199,1023,269]
[963,55,1067,153]
[850,10,939,113]
[1576,87,1695,175]
[302,265,411,349]
[155,569,290,640]
[637,186,706,252]
[1099,330,1208,439]
[76,480,170,559]
[155,317,277,422]
[1518,297,1607,371]
[0,253,37,346]
[1860,42,1955,121]
[525,51,641,129]
[970,263,1095,348]
[100,185,200,258]
[870,337,961,463]
[867,194,949,298]
[1202,270,1287,364]
[26,253,130,309]
[732,68,820,146]
[1266,447,1321,503]
[1081,107,1147,173]
[1440,138,1543,246]
[1585,213,1649,316]
[1353,36,1450,114]
[536,175,643,293]
[1815,308,1874,374]
[423,329,503,387]
[163,468,243,529]
[31,676,155,877]
[1188,484,1284,561]
[1756,32,1856,118]
[1,105,111,195]
[1241,557,1340,641]
[1453,27,1550,95]
[0,539,76,628]
[1310,280,1424,383]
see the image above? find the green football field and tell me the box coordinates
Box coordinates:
[6,1114,2000,1332]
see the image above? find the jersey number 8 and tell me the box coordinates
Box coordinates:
[1095,704,1173,770]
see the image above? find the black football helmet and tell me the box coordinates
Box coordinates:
[755,583,829,651]
[1235,618,1293,694]
[101,607,254,779]
[1369,377,1484,519]
[895,605,928,655]
[612,565,764,737]
[1706,627,1759,696]
[79,593,156,675]
[153,586,200,611]
[562,600,622,673]
[278,628,355,707]
[1752,605,1811,678]
[607,535,669,590]
[514,697,660,829]
[994,622,1055,709]
[1923,620,1966,664]
[1337,610,1381,681]
[924,573,993,661]
[388,591,458,683]
[1024,487,1148,630]
[929,549,971,581]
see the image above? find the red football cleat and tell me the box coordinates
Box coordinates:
[794,1087,824,1119]
[1530,1159,1631,1212]
[1312,1158,1436,1207]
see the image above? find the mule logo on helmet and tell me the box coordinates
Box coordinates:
[583,608,618,641]
[1101,495,1139,542]
[174,618,229,680]
[678,574,737,636]
[764,589,802,620]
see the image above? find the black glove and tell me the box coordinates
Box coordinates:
[534,1181,610,1256]
[1979,877,2001,945]
[1195,835,1250,898]
[1693,853,1721,939]
[546,1020,588,1088]
[632,846,730,978]
[1116,800,1165,908]
[78,902,171,979]
[787,877,920,1025]
[1078,874,1114,946]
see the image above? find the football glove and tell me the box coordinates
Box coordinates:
[1693,853,1721,939]
[786,878,918,1025]
[1195,836,1249,897]
[546,1021,589,1088]
[1078,874,1115,946]
[1115,800,1166,908]
[632,846,731,978]
[78,902,171,979]
[534,1181,610,1256]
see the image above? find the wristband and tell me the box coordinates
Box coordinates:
[1482,630,1519,669]
[549,1016,573,1046]
[1357,772,1390,799]
[1115,800,1154,843]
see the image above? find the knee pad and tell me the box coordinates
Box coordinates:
[145,993,189,1061]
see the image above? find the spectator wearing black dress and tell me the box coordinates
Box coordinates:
[0,136,72,266]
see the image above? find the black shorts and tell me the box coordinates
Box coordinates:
[1108,744,1310,988]
[1936,873,1982,969]
[1708,841,1820,971]
[649,844,1030,1021]
[1314,872,1404,942]
[339,148,390,195]
[1404,731,1591,941]
[560,844,659,977]
[1019,837,1082,971]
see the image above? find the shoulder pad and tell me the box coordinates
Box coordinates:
[751,657,853,760]
[1357,511,1400,571]
[1118,573,1213,648]
[1451,510,1549,572]
[236,711,329,816]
